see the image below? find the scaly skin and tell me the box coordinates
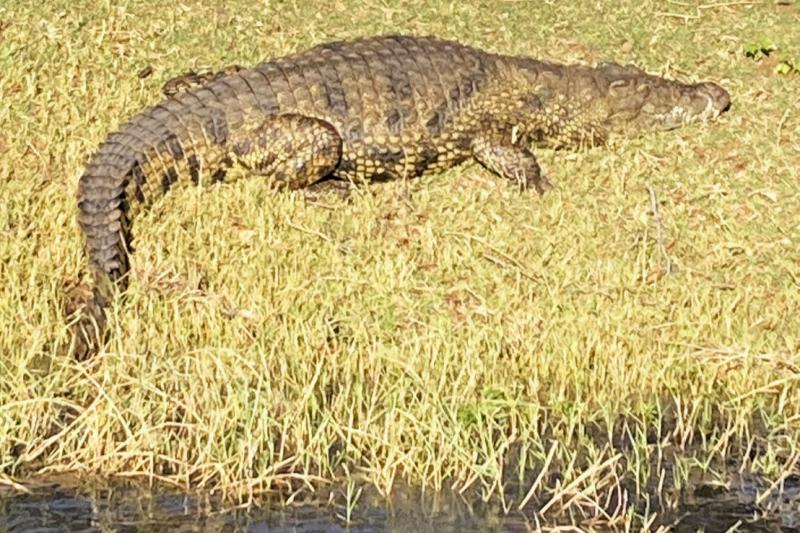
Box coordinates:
[72,34,731,359]
[161,65,246,97]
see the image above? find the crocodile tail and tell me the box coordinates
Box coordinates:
[78,139,136,290]
[73,135,137,359]
[73,88,237,357]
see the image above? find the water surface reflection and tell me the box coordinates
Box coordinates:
[1,474,797,531]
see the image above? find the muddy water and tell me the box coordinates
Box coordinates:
[0,481,528,532]
[1,476,798,532]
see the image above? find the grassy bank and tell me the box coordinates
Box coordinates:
[1,0,799,527]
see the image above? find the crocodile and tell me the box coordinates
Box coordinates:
[72,34,730,359]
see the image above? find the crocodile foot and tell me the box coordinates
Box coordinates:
[303,178,356,203]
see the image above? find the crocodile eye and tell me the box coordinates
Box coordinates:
[598,62,633,77]
[608,79,632,95]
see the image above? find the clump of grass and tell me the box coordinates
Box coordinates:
[1,0,799,528]
[744,37,800,76]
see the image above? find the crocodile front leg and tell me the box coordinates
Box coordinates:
[230,114,343,189]
[471,132,553,194]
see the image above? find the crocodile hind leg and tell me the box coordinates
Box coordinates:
[229,113,343,189]
[303,178,355,202]
[471,132,553,194]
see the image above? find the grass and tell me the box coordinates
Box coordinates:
[1,0,799,528]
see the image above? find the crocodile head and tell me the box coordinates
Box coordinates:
[595,62,730,133]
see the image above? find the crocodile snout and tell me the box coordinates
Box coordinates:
[697,82,731,115]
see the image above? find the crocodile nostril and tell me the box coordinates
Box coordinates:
[699,82,731,112]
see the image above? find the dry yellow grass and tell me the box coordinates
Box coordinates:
[1,0,799,527]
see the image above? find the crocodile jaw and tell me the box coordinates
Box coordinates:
[647,82,731,130]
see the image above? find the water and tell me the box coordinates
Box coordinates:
[1,475,799,532]
[665,475,800,532]
[1,480,529,532]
